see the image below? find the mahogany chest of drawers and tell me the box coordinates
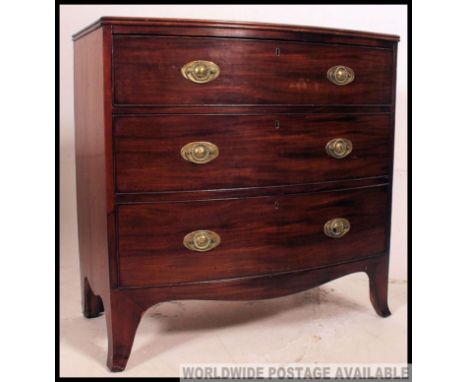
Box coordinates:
[73,17,399,372]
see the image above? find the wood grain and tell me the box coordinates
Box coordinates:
[119,255,389,304]
[74,27,112,312]
[118,185,389,287]
[73,17,399,47]
[115,113,392,192]
[112,105,393,115]
[113,36,393,106]
[115,176,389,204]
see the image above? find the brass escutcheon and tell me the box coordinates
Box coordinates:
[183,230,221,252]
[181,141,219,164]
[181,60,220,84]
[323,218,351,238]
[327,65,355,86]
[325,138,353,159]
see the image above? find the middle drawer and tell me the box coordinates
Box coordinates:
[115,113,391,192]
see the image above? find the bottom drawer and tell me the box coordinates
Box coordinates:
[118,185,389,287]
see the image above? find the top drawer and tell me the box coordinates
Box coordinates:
[113,36,393,106]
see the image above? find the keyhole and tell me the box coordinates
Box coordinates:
[275,47,281,56]
[274,200,280,210]
[274,120,280,129]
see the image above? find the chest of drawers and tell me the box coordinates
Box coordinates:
[73,17,399,372]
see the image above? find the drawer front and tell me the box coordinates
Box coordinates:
[113,36,393,105]
[118,186,388,287]
[115,113,392,192]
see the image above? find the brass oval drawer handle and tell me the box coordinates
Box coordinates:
[181,141,219,164]
[183,230,221,252]
[325,138,353,159]
[181,60,220,84]
[324,218,351,238]
[327,65,355,86]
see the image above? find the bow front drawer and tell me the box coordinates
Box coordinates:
[117,186,388,287]
[113,36,393,105]
[114,113,392,192]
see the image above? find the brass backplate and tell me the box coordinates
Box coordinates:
[181,60,220,84]
[323,218,351,238]
[180,141,219,164]
[327,65,355,86]
[183,230,221,252]
[325,138,353,159]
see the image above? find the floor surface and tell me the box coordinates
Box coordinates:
[60,260,407,377]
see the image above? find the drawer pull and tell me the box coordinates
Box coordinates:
[181,141,219,164]
[327,65,355,86]
[181,60,220,84]
[183,230,221,252]
[325,138,353,159]
[324,218,351,238]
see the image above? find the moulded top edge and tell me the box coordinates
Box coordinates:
[72,16,400,43]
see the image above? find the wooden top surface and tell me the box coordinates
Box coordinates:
[72,16,400,42]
